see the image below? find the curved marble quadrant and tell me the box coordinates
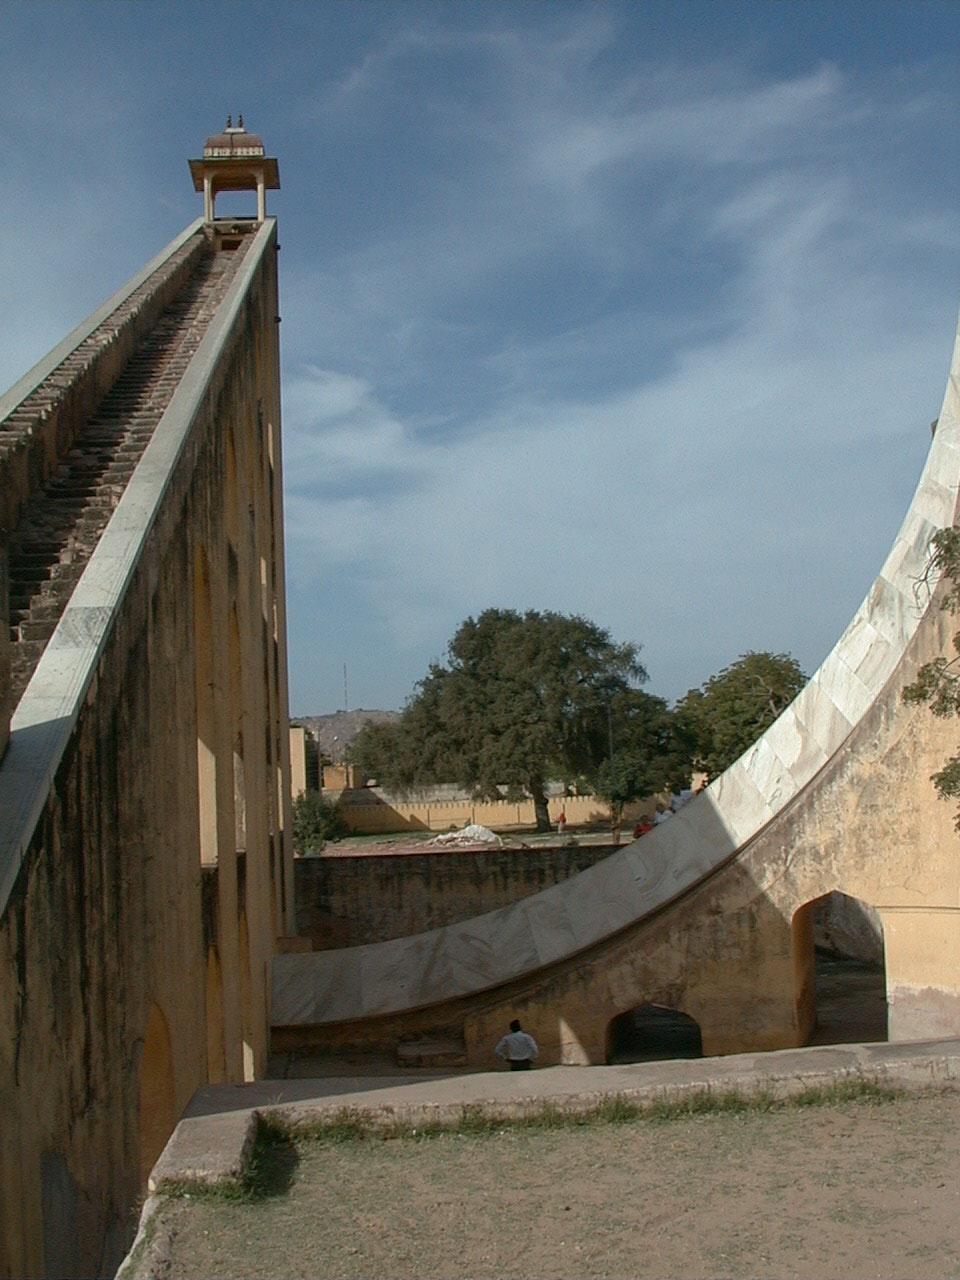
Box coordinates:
[273,311,960,1028]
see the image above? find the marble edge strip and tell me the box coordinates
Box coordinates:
[0,219,205,425]
[274,309,960,1028]
[0,219,277,919]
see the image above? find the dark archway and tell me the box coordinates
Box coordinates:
[605,1004,703,1064]
[793,891,887,1046]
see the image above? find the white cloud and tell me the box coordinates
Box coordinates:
[1,5,956,714]
[279,23,958,706]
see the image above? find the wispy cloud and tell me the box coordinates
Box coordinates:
[1,4,956,713]
[279,17,958,709]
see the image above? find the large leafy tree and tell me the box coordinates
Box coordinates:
[674,650,806,779]
[902,525,960,827]
[349,608,646,830]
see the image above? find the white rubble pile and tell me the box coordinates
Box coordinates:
[428,824,503,848]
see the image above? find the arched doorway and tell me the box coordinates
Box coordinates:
[792,891,887,1046]
[138,1003,176,1186]
[606,1004,703,1064]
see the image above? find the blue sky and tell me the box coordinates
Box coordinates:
[1,1,958,715]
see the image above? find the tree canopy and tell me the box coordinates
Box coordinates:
[349,608,647,830]
[593,689,693,828]
[674,650,806,779]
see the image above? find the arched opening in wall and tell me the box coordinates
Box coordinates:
[194,546,218,867]
[205,945,226,1083]
[605,1004,703,1065]
[229,607,246,855]
[792,892,887,1046]
[138,1003,176,1187]
[238,909,256,1082]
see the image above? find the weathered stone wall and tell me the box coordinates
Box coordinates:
[294,845,622,949]
[0,220,292,1278]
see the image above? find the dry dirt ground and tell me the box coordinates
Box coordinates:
[141,1090,960,1279]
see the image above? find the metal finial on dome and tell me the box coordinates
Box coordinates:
[226,114,232,129]
[237,113,244,129]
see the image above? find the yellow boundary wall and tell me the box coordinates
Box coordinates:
[329,791,666,834]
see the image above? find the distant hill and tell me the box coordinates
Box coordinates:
[293,709,398,763]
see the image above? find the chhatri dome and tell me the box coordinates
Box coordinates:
[188,115,280,223]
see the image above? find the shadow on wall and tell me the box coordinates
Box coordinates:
[138,1003,175,1187]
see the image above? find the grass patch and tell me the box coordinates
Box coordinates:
[790,1077,900,1107]
[644,1088,756,1121]
[159,1075,911,1204]
[264,1076,907,1150]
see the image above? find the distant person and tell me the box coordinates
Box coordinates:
[557,810,566,836]
[632,815,653,839]
[670,789,694,812]
[495,1019,539,1070]
[654,802,672,824]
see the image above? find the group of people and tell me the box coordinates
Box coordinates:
[631,786,700,840]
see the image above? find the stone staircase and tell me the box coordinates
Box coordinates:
[5,232,254,705]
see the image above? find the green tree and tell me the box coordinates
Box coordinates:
[291,788,346,855]
[902,525,960,827]
[594,689,692,832]
[349,608,646,831]
[674,650,806,779]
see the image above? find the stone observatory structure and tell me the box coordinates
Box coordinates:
[0,121,292,1278]
[274,314,960,1070]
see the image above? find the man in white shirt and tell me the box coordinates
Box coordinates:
[495,1019,539,1070]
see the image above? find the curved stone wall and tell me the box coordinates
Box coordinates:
[273,309,960,1033]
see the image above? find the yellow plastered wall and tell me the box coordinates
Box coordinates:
[332,792,668,834]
